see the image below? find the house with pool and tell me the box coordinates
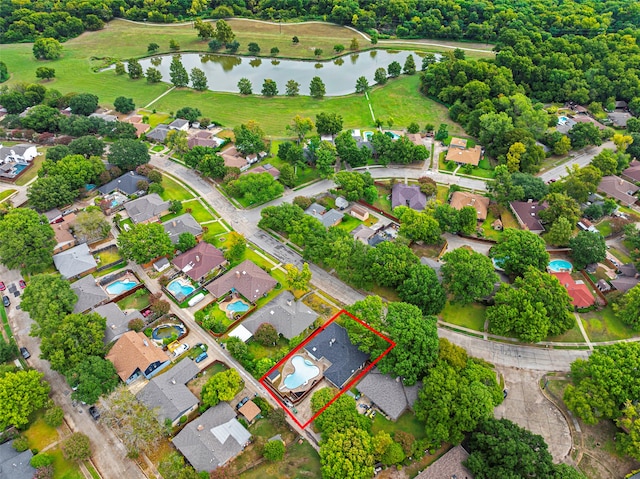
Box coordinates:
[106,331,171,383]
[94,302,145,344]
[171,242,227,283]
[205,260,277,306]
[266,322,368,404]
[70,274,109,314]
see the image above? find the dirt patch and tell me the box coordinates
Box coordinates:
[579,420,639,478]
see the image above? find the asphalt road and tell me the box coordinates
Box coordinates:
[538,141,614,183]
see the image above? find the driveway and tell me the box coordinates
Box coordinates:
[495,368,572,463]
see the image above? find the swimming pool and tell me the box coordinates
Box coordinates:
[167,278,195,298]
[363,131,374,140]
[227,300,249,313]
[558,116,569,125]
[283,355,320,389]
[11,163,28,175]
[492,257,507,270]
[385,131,400,140]
[548,259,573,273]
[105,279,137,295]
[152,323,185,340]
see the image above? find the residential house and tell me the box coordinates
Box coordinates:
[0,440,36,479]
[572,115,606,130]
[556,116,577,135]
[244,164,280,180]
[597,176,639,207]
[95,302,145,344]
[123,115,150,138]
[98,171,149,196]
[449,137,467,148]
[607,111,633,127]
[241,291,318,340]
[611,263,639,292]
[124,193,171,224]
[414,445,474,479]
[622,159,640,183]
[205,260,277,303]
[304,202,343,228]
[53,243,98,279]
[220,146,251,171]
[351,224,376,245]
[187,130,225,149]
[391,183,427,211]
[577,218,598,233]
[305,322,368,389]
[171,242,227,283]
[136,358,200,426]
[406,133,423,146]
[449,191,490,222]
[169,118,190,131]
[106,331,171,383]
[446,137,482,166]
[163,213,203,245]
[238,400,261,423]
[356,367,421,421]
[44,208,63,223]
[89,112,117,122]
[172,402,251,472]
[146,124,171,143]
[71,274,109,313]
[350,204,370,221]
[551,272,596,308]
[0,143,38,164]
[52,213,77,253]
[510,200,547,234]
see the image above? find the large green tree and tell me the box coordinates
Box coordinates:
[107,139,150,171]
[394,206,442,244]
[117,223,173,264]
[569,231,606,270]
[227,172,284,204]
[397,264,446,315]
[315,112,343,136]
[312,391,369,437]
[441,248,499,304]
[320,427,374,479]
[613,284,640,330]
[28,176,76,211]
[487,267,574,342]
[33,37,62,59]
[233,121,266,155]
[0,208,55,274]
[491,228,550,277]
[40,313,106,373]
[0,370,50,429]
[539,192,581,227]
[66,356,119,404]
[21,273,77,336]
[367,241,419,288]
[201,369,243,408]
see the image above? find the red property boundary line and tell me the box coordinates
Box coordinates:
[259,309,395,429]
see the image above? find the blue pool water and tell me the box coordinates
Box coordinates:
[283,355,320,389]
[548,259,573,273]
[385,131,400,140]
[167,278,195,298]
[492,257,507,270]
[12,164,27,174]
[152,324,185,340]
[106,279,137,295]
[558,116,569,125]
[363,131,374,140]
[227,300,249,313]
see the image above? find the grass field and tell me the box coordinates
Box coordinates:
[581,305,639,342]
[15,154,47,186]
[371,411,426,440]
[183,199,216,223]
[0,189,16,202]
[23,415,59,450]
[117,288,151,311]
[160,175,196,201]
[440,301,486,331]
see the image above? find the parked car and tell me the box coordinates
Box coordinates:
[19,280,26,289]
[236,397,249,409]
[195,352,208,363]
[0,282,5,291]
[20,347,30,359]
[2,296,9,307]
[88,406,100,421]
[172,343,189,357]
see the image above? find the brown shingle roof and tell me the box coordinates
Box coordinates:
[446,145,482,166]
[622,159,640,182]
[238,400,261,422]
[171,242,226,282]
[106,331,170,381]
[597,175,639,206]
[510,200,547,233]
[449,191,489,221]
[205,260,277,302]
[449,137,467,148]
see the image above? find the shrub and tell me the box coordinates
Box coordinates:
[30,453,54,468]
[293,196,312,210]
[62,433,91,462]
[180,415,187,424]
[263,440,285,461]
[128,318,145,332]
[33,465,54,479]
[44,406,64,428]
[12,436,29,452]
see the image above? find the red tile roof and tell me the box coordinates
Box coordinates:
[551,272,595,308]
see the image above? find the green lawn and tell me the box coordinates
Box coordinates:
[94,247,122,265]
[546,322,585,343]
[160,175,196,202]
[0,189,16,202]
[248,336,289,361]
[596,220,613,237]
[202,221,229,244]
[371,411,426,440]
[151,145,165,152]
[334,214,363,232]
[116,288,151,311]
[15,153,47,186]
[436,185,449,204]
[23,414,59,450]
[581,305,639,342]
[608,246,632,264]
[183,199,216,223]
[239,440,321,479]
[49,447,84,479]
[373,183,393,214]
[439,301,486,331]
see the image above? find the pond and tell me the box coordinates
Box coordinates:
[137,49,432,96]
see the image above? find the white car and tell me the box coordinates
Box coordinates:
[173,343,189,357]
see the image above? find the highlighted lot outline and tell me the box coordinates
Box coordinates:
[260,309,395,429]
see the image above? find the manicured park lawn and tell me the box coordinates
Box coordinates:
[439,301,486,332]
[183,199,216,223]
[160,175,195,202]
[581,305,639,342]
[0,189,16,202]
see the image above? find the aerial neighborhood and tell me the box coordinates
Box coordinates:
[1,2,640,479]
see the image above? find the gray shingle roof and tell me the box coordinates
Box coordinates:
[71,274,108,313]
[124,193,170,224]
[241,291,317,339]
[98,171,149,195]
[173,402,251,472]
[392,183,427,210]
[357,367,421,421]
[304,203,344,228]
[414,445,474,479]
[306,322,368,389]
[205,260,277,302]
[136,358,200,424]
[146,124,170,142]
[162,213,203,244]
[597,175,639,206]
[0,441,35,479]
[94,302,144,344]
[53,243,98,279]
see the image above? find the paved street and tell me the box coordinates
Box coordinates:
[538,141,613,183]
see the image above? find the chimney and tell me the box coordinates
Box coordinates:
[528,199,533,203]
[236,271,240,278]
[143,340,148,347]
[197,424,204,431]
[171,379,176,385]
[287,299,292,306]
[172,221,176,227]
[242,271,246,275]
[196,255,200,262]
[312,209,316,215]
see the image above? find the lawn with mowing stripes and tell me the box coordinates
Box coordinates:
[160,175,196,201]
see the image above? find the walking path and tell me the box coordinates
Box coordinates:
[574,312,593,351]
[143,86,175,109]
[364,91,376,123]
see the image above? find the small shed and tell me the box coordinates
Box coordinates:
[153,257,170,272]
[228,324,253,343]
[335,196,349,210]
[238,400,261,423]
[350,204,369,221]
[491,219,503,231]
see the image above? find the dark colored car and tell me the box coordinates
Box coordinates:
[236,397,249,409]
[0,282,5,291]
[88,406,100,421]
[195,352,208,363]
[20,347,30,359]
[2,296,9,307]
[19,280,26,289]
